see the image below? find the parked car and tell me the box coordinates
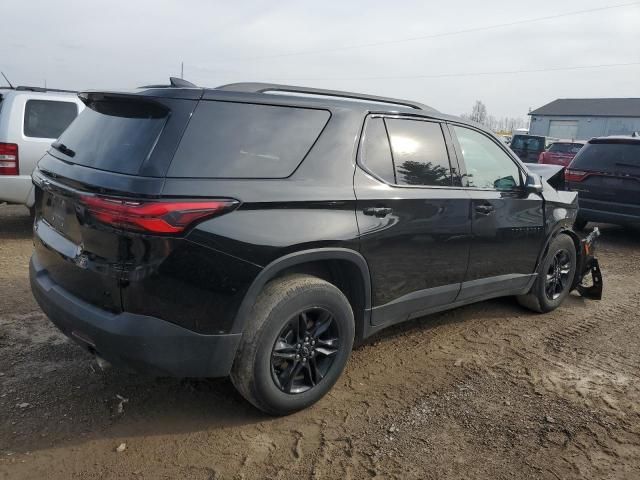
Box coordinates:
[510,134,557,163]
[538,140,585,166]
[566,135,640,229]
[30,80,601,415]
[0,86,83,212]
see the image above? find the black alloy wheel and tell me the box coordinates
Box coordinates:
[545,249,572,300]
[271,307,339,394]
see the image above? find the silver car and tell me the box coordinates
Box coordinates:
[0,86,83,212]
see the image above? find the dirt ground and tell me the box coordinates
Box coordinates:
[0,203,639,480]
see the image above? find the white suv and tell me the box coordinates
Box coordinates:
[0,86,84,211]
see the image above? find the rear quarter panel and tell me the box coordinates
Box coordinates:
[122,107,363,334]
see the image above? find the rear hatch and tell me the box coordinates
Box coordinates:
[32,91,199,311]
[566,138,640,207]
[542,142,583,166]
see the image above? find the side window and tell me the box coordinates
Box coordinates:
[385,118,452,186]
[24,100,78,139]
[169,101,330,178]
[360,117,395,183]
[453,126,522,190]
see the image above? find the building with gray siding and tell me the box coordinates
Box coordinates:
[528,98,640,140]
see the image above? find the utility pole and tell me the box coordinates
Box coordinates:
[181,62,184,79]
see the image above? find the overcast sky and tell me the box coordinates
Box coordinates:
[2,0,639,118]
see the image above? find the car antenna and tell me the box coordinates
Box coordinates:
[1,72,15,89]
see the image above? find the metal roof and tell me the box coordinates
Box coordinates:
[530,98,640,118]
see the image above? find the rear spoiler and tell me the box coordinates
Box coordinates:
[526,163,565,190]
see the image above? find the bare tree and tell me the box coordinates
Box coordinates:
[470,100,487,124]
[461,101,528,133]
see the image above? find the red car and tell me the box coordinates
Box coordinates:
[538,140,585,166]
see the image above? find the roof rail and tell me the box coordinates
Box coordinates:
[216,82,438,112]
[0,86,78,94]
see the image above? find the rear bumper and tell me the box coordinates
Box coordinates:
[578,198,640,226]
[30,256,241,377]
[0,176,34,206]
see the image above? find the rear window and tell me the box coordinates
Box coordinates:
[548,142,583,154]
[571,142,640,171]
[24,99,78,138]
[168,101,330,178]
[511,135,544,152]
[51,100,168,175]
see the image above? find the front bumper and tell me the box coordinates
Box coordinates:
[574,227,603,300]
[30,257,242,377]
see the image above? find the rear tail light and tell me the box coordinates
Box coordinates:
[565,169,589,182]
[538,152,545,163]
[0,143,19,175]
[80,196,239,234]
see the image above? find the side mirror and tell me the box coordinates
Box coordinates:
[524,173,543,194]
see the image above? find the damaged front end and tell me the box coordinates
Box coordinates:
[573,227,603,300]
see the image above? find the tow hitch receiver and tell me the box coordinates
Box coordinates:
[574,227,603,300]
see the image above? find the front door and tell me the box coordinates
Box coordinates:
[448,124,545,301]
[355,116,472,326]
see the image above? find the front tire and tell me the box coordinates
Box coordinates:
[518,234,577,313]
[230,274,355,415]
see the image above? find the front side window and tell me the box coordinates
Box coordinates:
[24,100,78,138]
[453,126,522,190]
[385,118,452,187]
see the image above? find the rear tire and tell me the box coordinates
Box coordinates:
[230,274,355,415]
[517,234,577,313]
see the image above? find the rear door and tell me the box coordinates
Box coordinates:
[448,124,545,300]
[32,94,196,312]
[355,115,471,326]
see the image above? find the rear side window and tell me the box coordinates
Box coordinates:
[571,142,640,171]
[385,118,452,186]
[24,100,78,138]
[51,100,168,175]
[168,101,330,178]
[359,118,395,183]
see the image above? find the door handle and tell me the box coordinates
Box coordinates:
[475,204,495,215]
[363,207,393,218]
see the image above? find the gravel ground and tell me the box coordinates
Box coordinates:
[0,203,639,479]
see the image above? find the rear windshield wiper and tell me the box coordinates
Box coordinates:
[615,162,640,169]
[51,141,76,158]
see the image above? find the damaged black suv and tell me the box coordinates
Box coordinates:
[30,79,602,415]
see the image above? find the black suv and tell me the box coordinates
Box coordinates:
[565,135,640,229]
[30,80,601,415]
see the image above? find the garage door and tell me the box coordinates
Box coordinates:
[548,120,578,139]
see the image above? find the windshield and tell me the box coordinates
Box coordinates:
[548,142,583,154]
[50,100,168,175]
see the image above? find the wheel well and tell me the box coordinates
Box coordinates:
[270,260,368,342]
